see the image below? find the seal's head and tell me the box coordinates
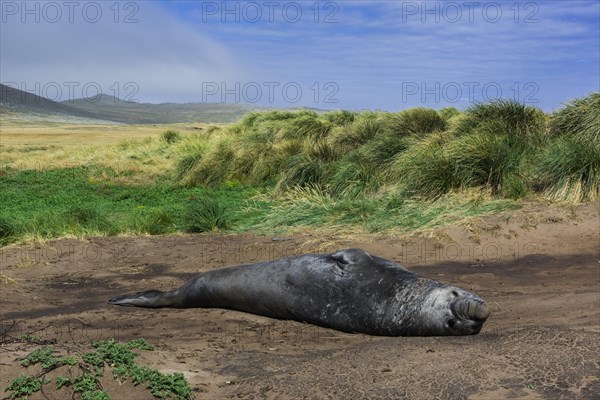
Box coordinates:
[419,285,490,335]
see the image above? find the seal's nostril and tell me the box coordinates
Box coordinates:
[451,290,459,297]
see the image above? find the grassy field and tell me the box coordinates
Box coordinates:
[1,94,598,245]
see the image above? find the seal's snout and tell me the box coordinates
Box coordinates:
[472,301,490,322]
[452,298,490,322]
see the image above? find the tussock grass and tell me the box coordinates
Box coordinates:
[390,131,458,198]
[160,130,181,144]
[0,216,20,244]
[534,93,600,202]
[549,93,600,142]
[328,118,386,155]
[3,95,598,243]
[387,107,447,136]
[453,100,547,139]
[327,160,382,199]
[129,208,175,235]
[276,155,328,191]
[322,110,356,126]
[184,196,230,233]
[535,135,600,202]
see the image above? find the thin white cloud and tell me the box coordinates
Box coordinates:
[1,0,597,110]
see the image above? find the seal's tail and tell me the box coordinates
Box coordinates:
[108,290,169,308]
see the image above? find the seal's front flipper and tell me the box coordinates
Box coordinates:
[108,290,168,308]
[331,248,373,267]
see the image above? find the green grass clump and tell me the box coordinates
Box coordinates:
[278,115,332,141]
[438,107,461,121]
[534,136,600,202]
[184,196,230,232]
[354,133,416,166]
[322,110,356,126]
[328,118,386,155]
[327,160,382,199]
[0,166,265,244]
[175,147,205,181]
[0,215,19,243]
[454,100,547,140]
[160,130,181,144]
[183,138,235,186]
[391,132,458,198]
[64,206,117,235]
[446,132,530,197]
[387,107,447,136]
[276,155,328,191]
[534,93,600,202]
[129,208,175,235]
[549,92,600,142]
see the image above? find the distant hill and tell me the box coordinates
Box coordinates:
[1,84,324,125]
[61,95,258,124]
[0,83,115,122]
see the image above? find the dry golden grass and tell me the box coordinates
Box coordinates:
[0,120,229,183]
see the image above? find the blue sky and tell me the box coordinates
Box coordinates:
[1,0,598,111]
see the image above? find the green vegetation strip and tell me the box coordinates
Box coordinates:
[4,339,192,400]
[1,94,598,244]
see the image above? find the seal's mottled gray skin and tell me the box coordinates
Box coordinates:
[108,248,490,336]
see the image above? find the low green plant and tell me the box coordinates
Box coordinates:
[5,338,191,400]
[5,375,49,399]
[130,208,175,235]
[184,196,230,232]
[64,206,117,235]
[0,215,19,242]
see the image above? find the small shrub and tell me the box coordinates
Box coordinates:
[184,196,230,232]
[161,130,181,144]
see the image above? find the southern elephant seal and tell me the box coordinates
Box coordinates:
[108,248,490,336]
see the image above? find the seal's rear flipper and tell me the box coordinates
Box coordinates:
[108,290,167,308]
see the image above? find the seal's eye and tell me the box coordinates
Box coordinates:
[451,290,458,297]
[447,319,457,328]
